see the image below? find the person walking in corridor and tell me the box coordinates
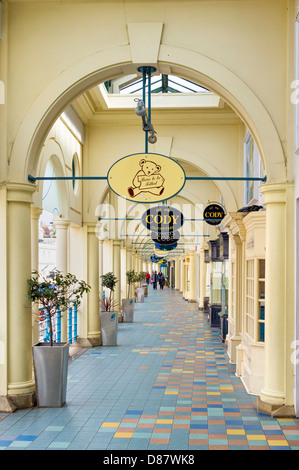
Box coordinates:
[152,271,158,289]
[159,273,165,289]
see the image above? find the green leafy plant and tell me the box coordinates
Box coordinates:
[136,272,147,287]
[126,269,138,298]
[27,270,91,346]
[101,272,119,312]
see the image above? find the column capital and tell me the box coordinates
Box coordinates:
[31,205,43,220]
[222,212,247,241]
[260,182,294,204]
[84,222,97,233]
[6,182,36,203]
[54,216,71,229]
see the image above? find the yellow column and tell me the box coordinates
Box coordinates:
[189,251,197,302]
[258,182,294,414]
[31,206,42,344]
[174,257,180,290]
[7,183,36,408]
[54,217,70,342]
[126,245,132,272]
[230,235,244,364]
[87,224,101,346]
[199,246,207,308]
[180,256,185,295]
[113,239,121,314]
[99,239,103,309]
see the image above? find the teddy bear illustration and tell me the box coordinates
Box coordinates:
[128,158,165,197]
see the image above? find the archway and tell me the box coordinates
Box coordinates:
[7,45,285,186]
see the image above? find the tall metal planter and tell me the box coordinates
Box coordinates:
[32,342,69,408]
[100,311,118,346]
[122,299,134,323]
[136,287,144,303]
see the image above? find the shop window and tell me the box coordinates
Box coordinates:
[245,260,255,338]
[231,261,236,319]
[245,258,265,342]
[258,259,265,342]
[210,262,222,305]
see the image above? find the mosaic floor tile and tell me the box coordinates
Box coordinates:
[0,289,298,450]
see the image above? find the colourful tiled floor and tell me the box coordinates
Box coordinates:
[0,288,299,450]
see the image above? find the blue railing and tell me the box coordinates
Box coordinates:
[38,302,78,344]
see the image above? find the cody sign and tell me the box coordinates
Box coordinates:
[203,203,226,226]
[141,206,184,234]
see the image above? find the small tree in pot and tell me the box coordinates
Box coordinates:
[28,270,90,346]
[100,272,119,345]
[122,270,138,323]
[136,272,147,303]
[27,270,90,407]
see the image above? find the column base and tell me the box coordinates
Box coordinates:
[0,392,36,413]
[257,396,295,418]
[76,335,101,348]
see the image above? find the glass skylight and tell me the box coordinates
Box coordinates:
[111,75,210,95]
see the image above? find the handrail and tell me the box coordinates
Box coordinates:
[38,302,78,344]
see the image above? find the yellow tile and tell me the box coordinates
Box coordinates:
[207,392,221,395]
[101,422,120,428]
[156,419,173,424]
[227,429,246,435]
[164,391,179,395]
[114,432,134,438]
[267,440,289,446]
[247,435,266,440]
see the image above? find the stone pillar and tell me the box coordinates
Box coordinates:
[174,257,180,290]
[99,240,103,309]
[189,251,197,302]
[199,246,207,308]
[126,246,132,272]
[7,183,36,409]
[87,224,101,346]
[221,213,246,365]
[31,206,42,345]
[258,183,294,415]
[54,217,70,342]
[231,235,244,365]
[180,256,185,294]
[113,239,121,314]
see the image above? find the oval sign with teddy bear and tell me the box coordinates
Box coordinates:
[107,153,186,203]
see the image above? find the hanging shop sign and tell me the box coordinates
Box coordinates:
[155,241,178,252]
[107,153,186,203]
[153,247,169,257]
[158,258,168,265]
[151,230,180,245]
[203,203,226,226]
[141,206,184,233]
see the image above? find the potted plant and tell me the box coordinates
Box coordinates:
[122,270,137,322]
[136,272,147,303]
[100,272,119,346]
[27,270,90,407]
